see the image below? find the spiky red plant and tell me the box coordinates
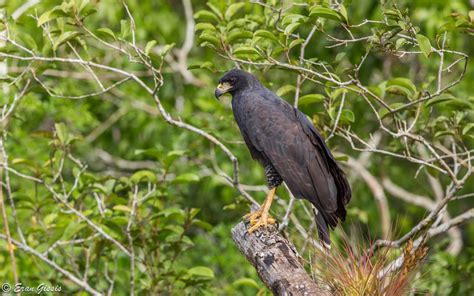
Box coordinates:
[311,238,428,295]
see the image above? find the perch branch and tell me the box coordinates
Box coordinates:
[232,221,330,295]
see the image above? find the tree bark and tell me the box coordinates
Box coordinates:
[231,221,331,295]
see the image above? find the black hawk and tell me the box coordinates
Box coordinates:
[215,69,351,244]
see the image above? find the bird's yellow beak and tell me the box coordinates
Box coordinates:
[215,82,232,99]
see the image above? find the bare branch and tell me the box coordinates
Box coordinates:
[0,234,102,295]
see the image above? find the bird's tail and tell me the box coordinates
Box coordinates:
[313,208,331,246]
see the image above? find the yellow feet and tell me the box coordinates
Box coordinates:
[243,210,274,225]
[243,187,277,233]
[246,213,276,233]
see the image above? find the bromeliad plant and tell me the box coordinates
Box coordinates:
[313,238,428,295]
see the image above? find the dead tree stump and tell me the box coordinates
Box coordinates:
[231,221,331,295]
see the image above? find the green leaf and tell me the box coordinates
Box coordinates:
[158,208,185,219]
[191,219,213,230]
[416,34,432,58]
[164,225,185,234]
[164,150,187,167]
[173,173,200,184]
[226,30,253,43]
[226,18,249,31]
[425,94,456,107]
[378,102,405,119]
[195,23,216,32]
[120,20,131,39]
[335,52,346,63]
[62,222,86,240]
[386,78,417,99]
[455,19,469,28]
[38,11,54,26]
[78,3,97,19]
[187,62,215,72]
[425,166,440,178]
[55,123,69,144]
[145,40,157,56]
[309,7,342,22]
[187,266,215,279]
[289,38,304,49]
[435,130,455,138]
[284,22,301,35]
[111,216,129,226]
[462,123,474,135]
[96,28,116,41]
[281,14,306,27]
[11,158,36,167]
[158,43,175,57]
[233,278,260,289]
[194,10,219,23]
[53,31,80,51]
[223,203,236,210]
[328,106,336,121]
[395,38,407,50]
[189,208,200,220]
[233,46,259,55]
[254,30,279,42]
[130,170,157,184]
[298,94,325,106]
[335,155,349,162]
[37,9,65,27]
[384,9,401,20]
[134,148,161,159]
[43,213,57,226]
[340,109,355,123]
[339,5,348,23]
[198,33,220,47]
[225,3,245,20]
[206,3,223,20]
[276,85,295,97]
[78,0,91,13]
[18,33,38,52]
[113,205,131,212]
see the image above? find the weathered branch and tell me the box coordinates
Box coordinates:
[231,221,330,295]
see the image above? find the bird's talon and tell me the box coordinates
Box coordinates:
[243,211,262,222]
[246,216,276,233]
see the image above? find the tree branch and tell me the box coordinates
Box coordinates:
[232,221,330,295]
[0,234,101,295]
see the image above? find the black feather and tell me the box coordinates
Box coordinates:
[219,69,351,244]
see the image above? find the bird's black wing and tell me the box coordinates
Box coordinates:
[237,89,350,242]
[294,108,352,220]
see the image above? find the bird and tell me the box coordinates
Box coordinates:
[214,68,351,244]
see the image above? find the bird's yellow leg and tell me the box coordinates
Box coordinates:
[243,187,275,222]
[244,187,276,233]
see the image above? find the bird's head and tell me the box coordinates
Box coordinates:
[215,69,261,99]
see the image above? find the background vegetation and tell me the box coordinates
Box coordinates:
[0,0,473,295]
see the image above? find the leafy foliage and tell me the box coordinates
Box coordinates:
[0,0,472,295]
